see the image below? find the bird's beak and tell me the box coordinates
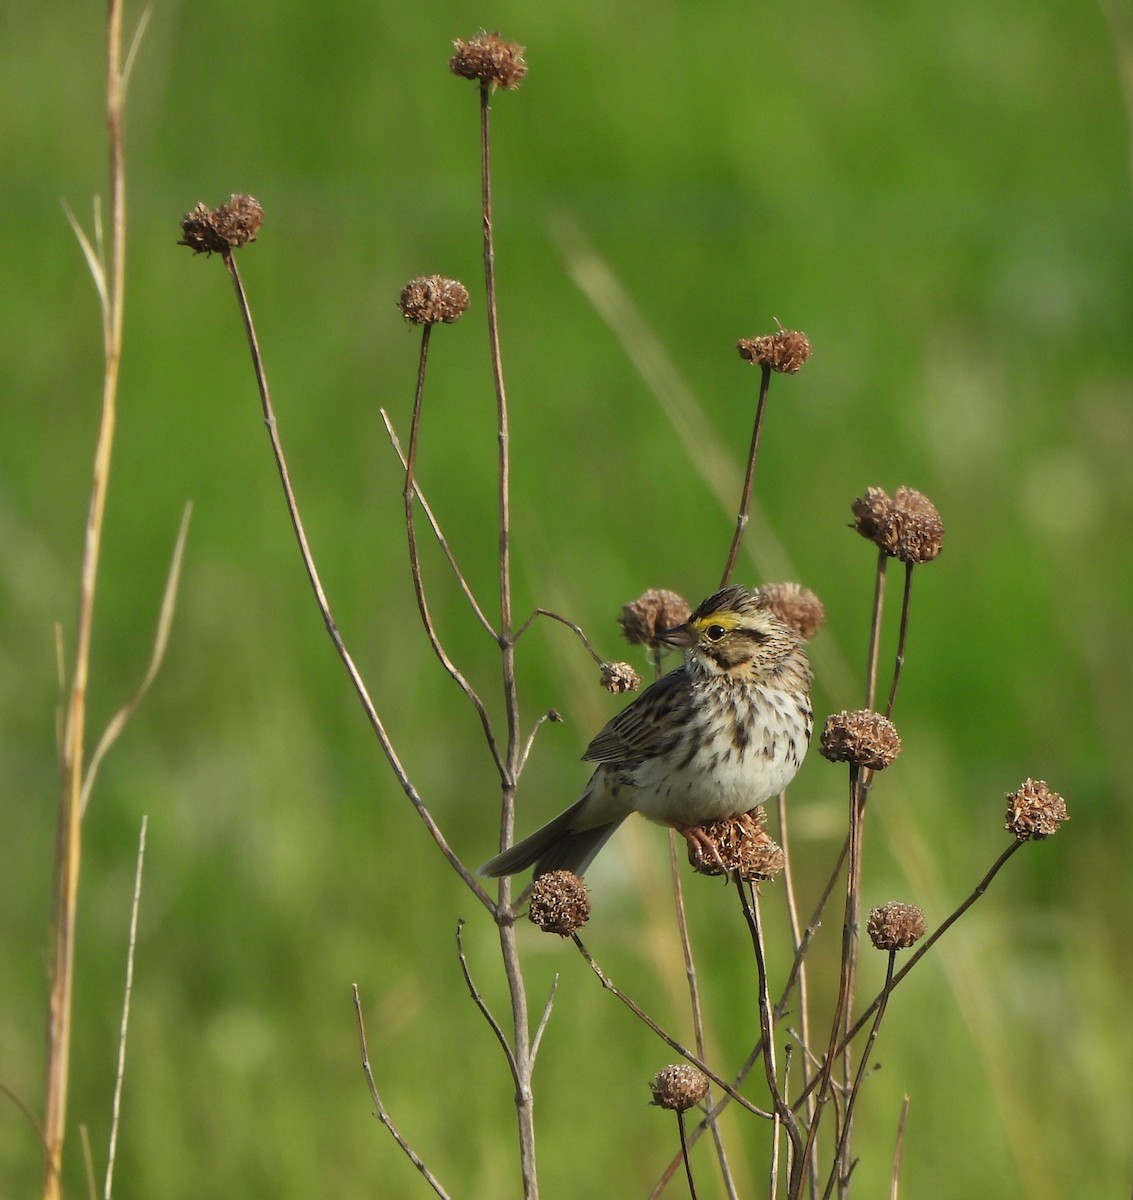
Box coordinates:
[658,621,694,648]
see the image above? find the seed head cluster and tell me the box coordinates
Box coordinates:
[450,32,528,89]
[737,328,812,374]
[600,661,643,694]
[820,710,901,770]
[1005,778,1069,841]
[179,194,264,256]
[755,581,826,641]
[852,485,944,564]
[686,809,785,881]
[867,901,927,951]
[528,870,590,936]
[618,589,692,651]
[398,275,470,326]
[649,1064,710,1112]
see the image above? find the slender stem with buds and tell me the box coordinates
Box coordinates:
[792,840,1026,1115]
[474,78,538,1198]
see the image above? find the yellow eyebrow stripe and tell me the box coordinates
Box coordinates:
[689,612,740,633]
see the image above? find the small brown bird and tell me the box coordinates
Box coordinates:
[480,585,813,879]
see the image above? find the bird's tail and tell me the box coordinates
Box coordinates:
[479,797,624,879]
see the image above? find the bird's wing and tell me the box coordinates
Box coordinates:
[582,667,693,764]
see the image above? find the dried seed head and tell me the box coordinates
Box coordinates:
[398,275,470,326]
[649,1064,710,1112]
[867,901,927,951]
[528,870,590,936]
[755,582,826,641]
[851,485,944,564]
[600,661,643,694]
[737,328,812,374]
[179,194,263,255]
[618,589,692,650]
[1005,778,1069,841]
[450,32,528,89]
[820,710,901,770]
[685,809,784,881]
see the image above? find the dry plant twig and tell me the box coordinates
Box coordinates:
[352,985,452,1199]
[103,817,147,1200]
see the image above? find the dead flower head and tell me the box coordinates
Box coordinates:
[600,661,642,694]
[398,275,470,326]
[851,485,944,564]
[528,870,590,936]
[867,901,926,951]
[1005,778,1069,841]
[820,710,901,770]
[618,589,692,651]
[649,1064,710,1113]
[755,582,826,641]
[450,32,527,89]
[737,327,812,374]
[179,194,263,256]
[686,809,785,881]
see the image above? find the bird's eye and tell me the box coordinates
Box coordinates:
[705,624,727,642]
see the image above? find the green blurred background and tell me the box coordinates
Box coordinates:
[3,0,1132,1196]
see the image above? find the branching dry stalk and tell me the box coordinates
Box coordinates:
[217,249,490,906]
[175,28,1063,1200]
[571,934,774,1120]
[352,985,452,1199]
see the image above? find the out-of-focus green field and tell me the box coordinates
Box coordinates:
[2,1,1131,1196]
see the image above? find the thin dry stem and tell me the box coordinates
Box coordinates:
[456,920,520,1081]
[676,1111,699,1200]
[104,817,146,1200]
[838,840,1025,1053]
[220,252,491,908]
[800,767,865,1196]
[403,327,504,772]
[514,608,605,665]
[668,832,740,1200]
[518,710,563,775]
[863,549,888,711]
[82,505,191,815]
[737,880,806,1195]
[572,934,774,1119]
[721,362,771,587]
[822,953,896,1200]
[474,76,539,1198]
[777,791,820,1199]
[44,3,128,1191]
[793,840,1026,1115]
[530,974,560,1063]
[889,1096,910,1200]
[380,409,496,637]
[352,985,452,1199]
[884,562,915,720]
